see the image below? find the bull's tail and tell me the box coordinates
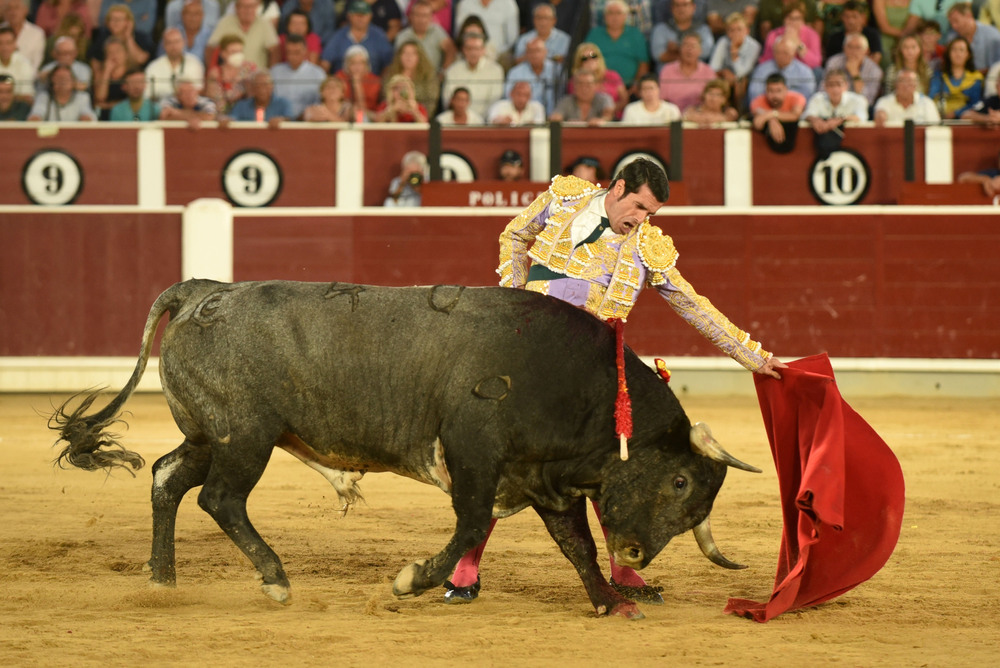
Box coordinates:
[50,281,206,475]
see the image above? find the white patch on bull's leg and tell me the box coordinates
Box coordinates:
[261,583,291,604]
[392,559,428,598]
[429,438,452,494]
[152,457,183,494]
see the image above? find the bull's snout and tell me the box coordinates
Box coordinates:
[611,544,646,570]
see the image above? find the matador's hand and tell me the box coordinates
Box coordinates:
[756,356,787,380]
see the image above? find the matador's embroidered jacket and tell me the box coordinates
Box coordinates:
[497,175,771,371]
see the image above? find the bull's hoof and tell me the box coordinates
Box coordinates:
[261,583,291,604]
[392,559,428,598]
[148,577,176,589]
[443,578,480,604]
[608,601,645,620]
[610,578,664,605]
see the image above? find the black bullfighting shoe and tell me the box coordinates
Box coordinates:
[443,577,481,604]
[610,577,665,605]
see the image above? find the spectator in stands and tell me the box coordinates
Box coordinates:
[873,68,942,125]
[884,35,932,95]
[303,75,354,121]
[550,69,615,124]
[93,37,132,120]
[621,71,682,123]
[982,60,1000,108]
[505,37,560,114]
[804,68,869,157]
[706,0,759,37]
[165,0,221,36]
[322,1,394,75]
[375,73,429,121]
[27,63,96,120]
[659,33,716,112]
[95,0,156,40]
[566,154,604,182]
[569,41,629,118]
[227,70,292,124]
[365,0,404,43]
[825,33,883,108]
[271,34,325,119]
[929,36,984,118]
[824,1,883,65]
[871,0,910,60]
[169,0,213,65]
[5,0,47,70]
[413,0,453,35]
[335,44,382,121]
[709,13,760,112]
[37,35,91,93]
[0,24,35,103]
[916,19,945,72]
[957,152,1000,195]
[279,0,334,45]
[585,0,650,90]
[498,149,524,181]
[514,3,571,64]
[279,10,322,65]
[441,31,504,118]
[945,2,1000,71]
[383,39,440,116]
[0,73,30,119]
[436,85,484,123]
[384,150,427,207]
[159,76,218,126]
[747,35,817,105]
[981,0,1000,29]
[108,67,160,120]
[454,0,520,66]
[757,0,821,39]
[901,0,963,40]
[34,0,93,38]
[650,0,714,72]
[750,72,805,151]
[146,28,206,103]
[204,34,258,116]
[45,14,91,68]
[88,4,152,72]
[453,14,498,61]
[208,0,279,69]
[488,79,547,124]
[395,0,456,73]
[760,2,823,71]
[682,77,739,123]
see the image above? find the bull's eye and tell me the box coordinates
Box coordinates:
[673,476,687,490]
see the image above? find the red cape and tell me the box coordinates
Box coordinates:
[724,353,905,622]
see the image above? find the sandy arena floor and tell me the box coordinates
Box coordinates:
[1,390,997,666]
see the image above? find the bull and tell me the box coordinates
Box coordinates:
[51,280,759,619]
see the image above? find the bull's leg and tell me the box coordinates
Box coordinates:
[534,498,644,620]
[392,445,499,599]
[196,441,291,603]
[148,441,212,586]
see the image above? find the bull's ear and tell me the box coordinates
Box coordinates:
[689,422,761,473]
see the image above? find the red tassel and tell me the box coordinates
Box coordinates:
[611,318,632,460]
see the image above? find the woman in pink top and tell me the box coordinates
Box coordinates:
[760,2,822,70]
[567,42,629,119]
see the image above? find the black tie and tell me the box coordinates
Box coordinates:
[576,216,610,248]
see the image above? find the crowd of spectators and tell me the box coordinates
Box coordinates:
[0,0,998,128]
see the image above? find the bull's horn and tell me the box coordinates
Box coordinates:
[693,517,747,570]
[689,422,762,473]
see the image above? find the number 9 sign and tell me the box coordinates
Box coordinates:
[221,149,283,207]
[21,149,84,205]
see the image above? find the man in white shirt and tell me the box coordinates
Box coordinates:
[0,23,34,102]
[803,68,869,128]
[620,73,681,124]
[442,33,505,118]
[4,0,45,71]
[873,69,941,126]
[207,0,279,69]
[145,28,206,102]
[487,80,547,125]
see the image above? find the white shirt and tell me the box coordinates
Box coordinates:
[569,193,612,247]
[803,90,870,121]
[442,56,505,117]
[873,92,941,124]
[454,0,520,54]
[0,51,36,98]
[620,99,682,125]
[144,53,205,101]
[15,21,46,71]
[435,108,486,125]
[486,98,547,125]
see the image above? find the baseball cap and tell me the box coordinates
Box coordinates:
[348,0,372,13]
[500,149,522,166]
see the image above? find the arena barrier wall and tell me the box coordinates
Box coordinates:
[2,202,998,397]
[3,122,1000,208]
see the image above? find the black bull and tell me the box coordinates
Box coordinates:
[51,280,759,619]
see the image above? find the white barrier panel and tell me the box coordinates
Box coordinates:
[181,198,233,282]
